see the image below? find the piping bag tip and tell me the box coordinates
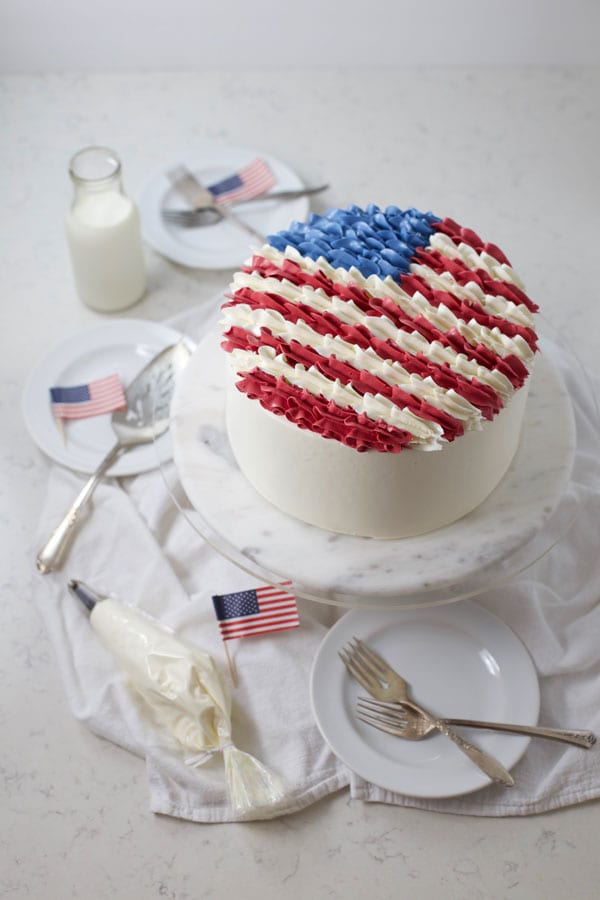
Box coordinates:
[68,579,104,612]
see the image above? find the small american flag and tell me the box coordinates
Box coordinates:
[209,158,276,206]
[49,374,126,420]
[212,582,299,641]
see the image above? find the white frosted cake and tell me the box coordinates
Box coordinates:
[221,205,539,538]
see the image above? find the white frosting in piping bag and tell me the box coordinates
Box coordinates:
[89,597,289,818]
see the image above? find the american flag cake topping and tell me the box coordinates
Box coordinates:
[221,205,539,454]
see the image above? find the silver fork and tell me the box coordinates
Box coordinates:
[166,164,265,244]
[357,698,596,749]
[339,637,515,787]
[163,184,329,227]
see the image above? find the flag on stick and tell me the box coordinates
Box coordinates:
[212,581,299,687]
[49,374,126,421]
[212,582,299,642]
[209,158,276,206]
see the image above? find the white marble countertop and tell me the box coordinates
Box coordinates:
[2,67,600,898]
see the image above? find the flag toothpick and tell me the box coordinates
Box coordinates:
[223,642,238,688]
[212,582,299,685]
[55,416,68,447]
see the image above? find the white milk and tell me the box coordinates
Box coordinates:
[66,147,146,312]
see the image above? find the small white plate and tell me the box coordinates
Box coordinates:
[310,603,539,798]
[22,319,194,476]
[138,145,310,269]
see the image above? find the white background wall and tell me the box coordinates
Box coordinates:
[1,0,599,72]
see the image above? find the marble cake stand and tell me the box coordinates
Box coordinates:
[161,322,585,609]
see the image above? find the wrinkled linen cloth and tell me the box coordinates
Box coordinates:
[31,303,600,820]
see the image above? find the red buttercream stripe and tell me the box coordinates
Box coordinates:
[224,323,501,420]
[235,369,417,453]
[224,281,507,412]
[413,247,539,313]
[233,252,537,363]
[227,284,524,388]
[225,328,466,440]
[433,217,512,267]
[367,336,502,419]
[399,267,538,352]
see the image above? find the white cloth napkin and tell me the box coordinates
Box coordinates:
[33,464,348,822]
[31,306,600,820]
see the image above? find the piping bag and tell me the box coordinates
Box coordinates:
[68,580,290,818]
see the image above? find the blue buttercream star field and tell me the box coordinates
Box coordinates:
[267,204,441,282]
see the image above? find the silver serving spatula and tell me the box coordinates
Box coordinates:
[37,341,191,574]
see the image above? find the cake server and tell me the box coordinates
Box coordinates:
[167,164,265,244]
[339,637,515,787]
[36,341,191,574]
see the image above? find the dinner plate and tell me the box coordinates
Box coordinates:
[22,319,194,476]
[138,145,311,269]
[310,603,539,798]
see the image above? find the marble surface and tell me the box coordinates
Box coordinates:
[3,67,600,898]
[171,325,576,607]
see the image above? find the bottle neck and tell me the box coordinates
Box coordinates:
[71,171,123,205]
[69,145,125,205]
[68,146,132,225]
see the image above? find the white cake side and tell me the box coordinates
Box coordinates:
[226,377,530,538]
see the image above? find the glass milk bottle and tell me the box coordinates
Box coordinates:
[66,146,146,312]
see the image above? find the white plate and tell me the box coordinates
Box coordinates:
[22,319,194,476]
[310,603,539,798]
[138,145,310,269]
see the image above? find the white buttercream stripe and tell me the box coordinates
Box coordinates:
[428,232,526,289]
[223,303,483,429]
[230,269,517,401]
[408,263,534,328]
[230,346,445,449]
[244,248,533,364]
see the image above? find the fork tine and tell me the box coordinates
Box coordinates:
[357,697,407,714]
[349,639,387,682]
[338,649,379,694]
[357,697,408,718]
[356,713,407,738]
[357,698,408,723]
[342,642,382,685]
[358,707,409,729]
[352,637,393,678]
[357,707,406,728]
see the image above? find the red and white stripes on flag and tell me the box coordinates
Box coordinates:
[212,581,299,641]
[209,158,276,206]
[49,373,127,420]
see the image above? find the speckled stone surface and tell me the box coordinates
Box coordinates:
[4,68,600,899]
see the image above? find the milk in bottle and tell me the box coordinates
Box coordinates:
[66,146,146,312]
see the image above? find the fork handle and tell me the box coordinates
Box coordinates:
[444,719,596,748]
[433,720,515,787]
[36,442,124,574]
[216,204,265,244]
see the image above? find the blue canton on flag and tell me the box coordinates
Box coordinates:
[213,589,260,620]
[212,582,299,641]
[50,384,91,404]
